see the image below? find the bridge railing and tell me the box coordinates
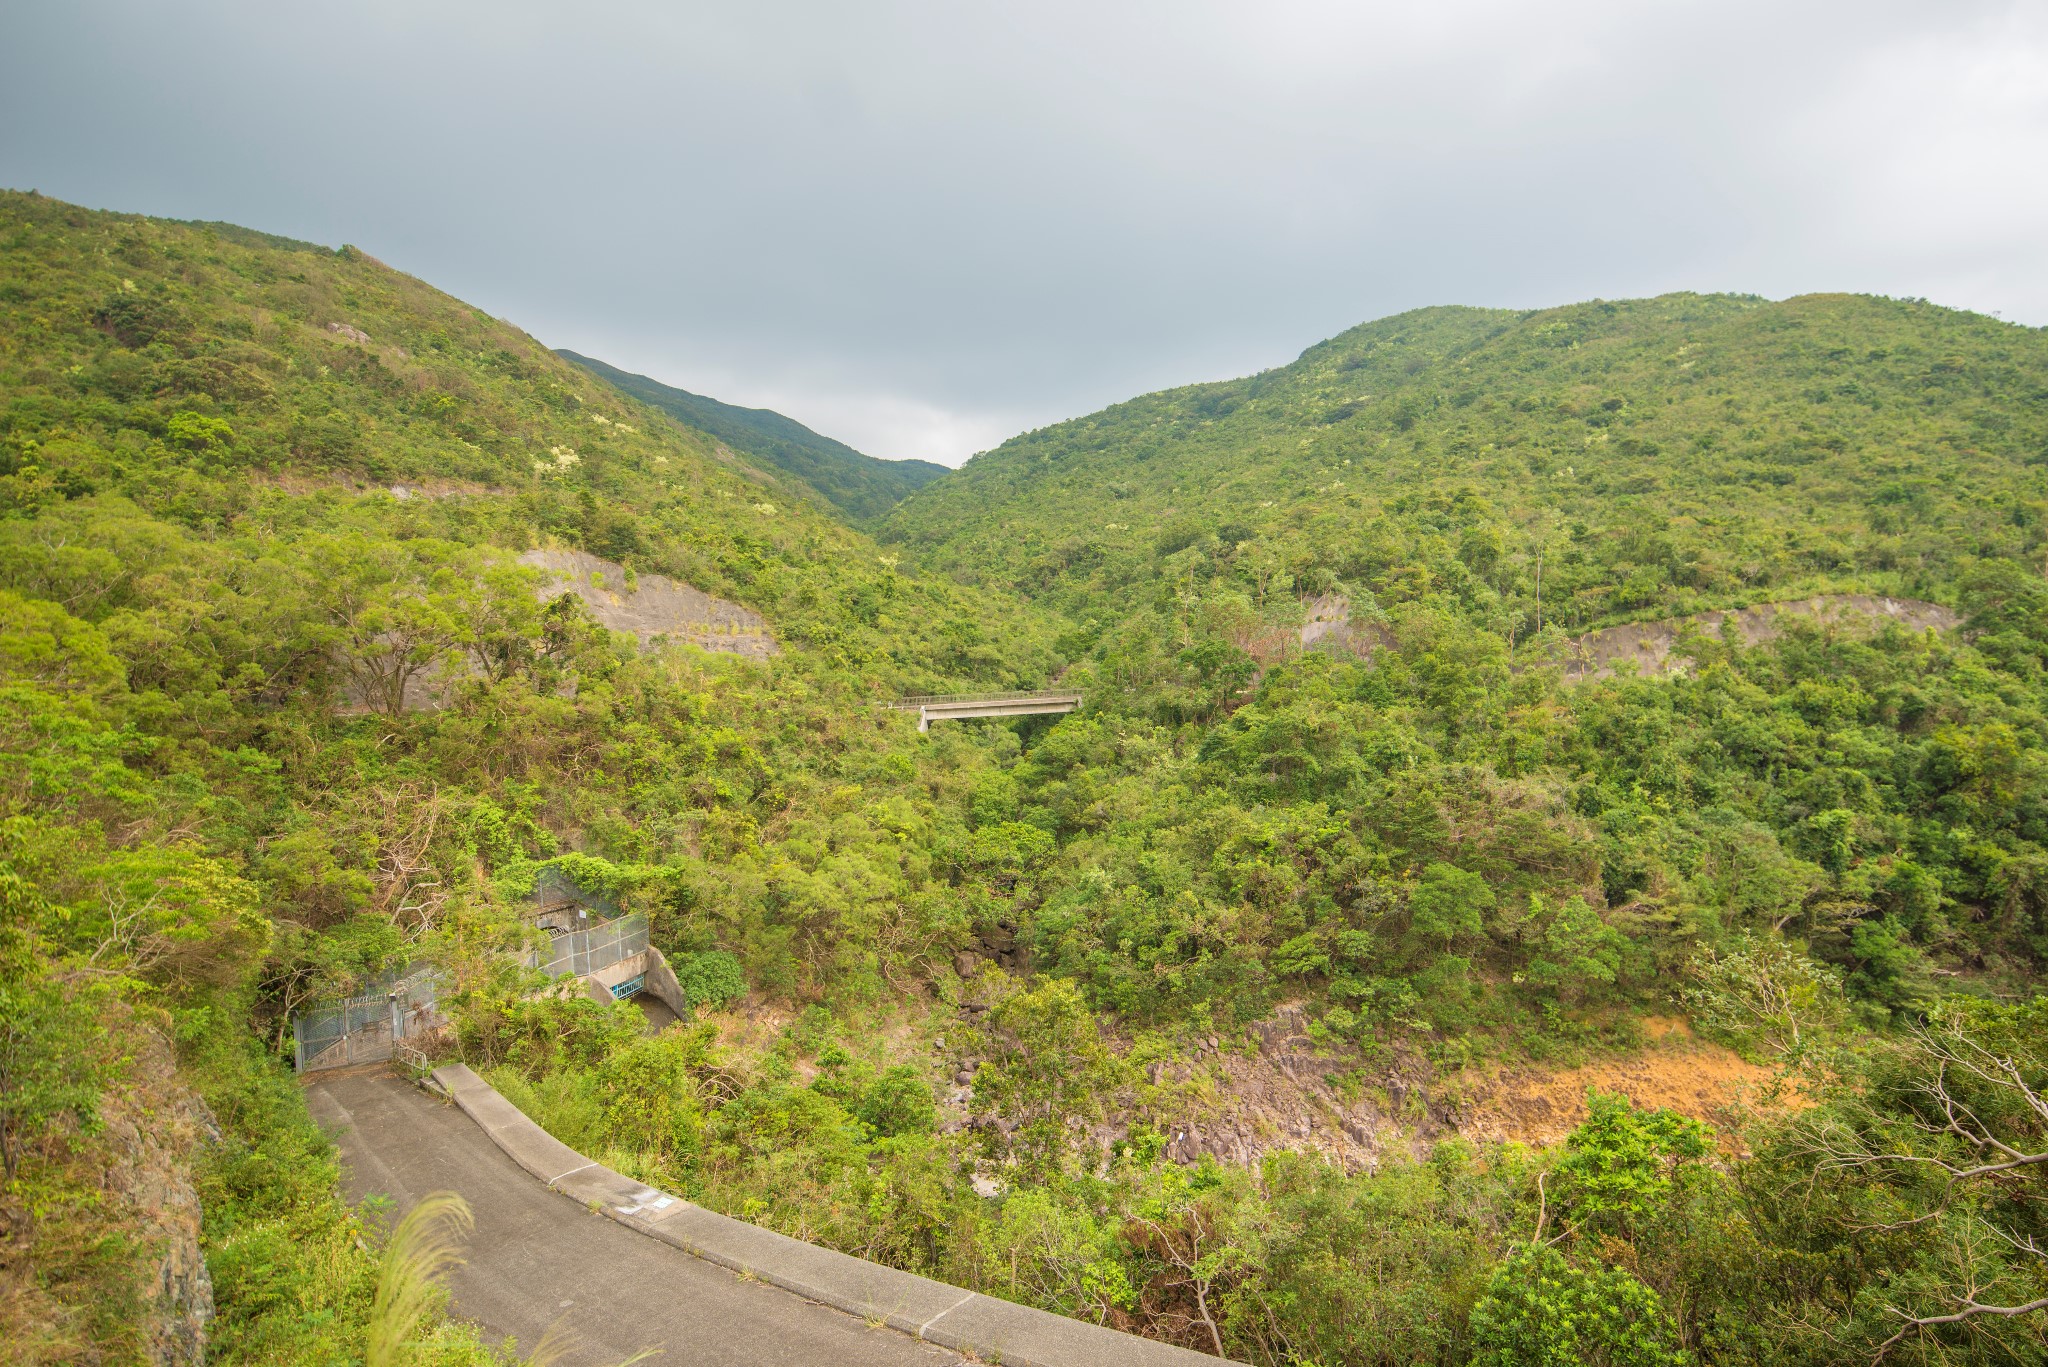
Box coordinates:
[887,689,1082,708]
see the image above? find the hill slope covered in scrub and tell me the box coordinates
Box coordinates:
[884,292,2048,632]
[0,188,1058,1362]
[10,188,2048,1367]
[854,292,2048,1362]
[559,348,949,523]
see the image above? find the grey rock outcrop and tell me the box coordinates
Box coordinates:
[518,548,777,659]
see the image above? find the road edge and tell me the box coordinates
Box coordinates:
[429,1063,1230,1367]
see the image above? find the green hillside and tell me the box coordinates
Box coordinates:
[559,348,948,522]
[11,186,2048,1367]
[886,292,2048,630]
[0,189,1057,1360]
[862,293,2048,1360]
[866,291,2048,1054]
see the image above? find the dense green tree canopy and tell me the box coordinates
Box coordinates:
[7,188,2048,1365]
[885,293,2048,636]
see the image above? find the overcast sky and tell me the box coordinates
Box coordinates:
[4,2,2045,465]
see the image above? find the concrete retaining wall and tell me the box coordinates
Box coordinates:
[429,1064,1230,1367]
[577,946,688,1018]
[639,945,688,1018]
[581,949,648,1003]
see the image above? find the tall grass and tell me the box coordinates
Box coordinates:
[367,1191,474,1367]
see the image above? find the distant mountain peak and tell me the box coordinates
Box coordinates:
[557,350,948,524]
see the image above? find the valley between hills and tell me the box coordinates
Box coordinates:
[7,188,2048,1366]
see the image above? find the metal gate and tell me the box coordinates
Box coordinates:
[292,964,442,1072]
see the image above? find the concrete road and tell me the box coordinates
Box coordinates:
[306,1070,959,1367]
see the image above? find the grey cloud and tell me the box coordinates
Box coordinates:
[4,0,2044,464]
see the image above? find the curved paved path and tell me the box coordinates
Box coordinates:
[306,1070,958,1367]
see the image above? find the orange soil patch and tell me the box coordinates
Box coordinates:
[1459,1020,1787,1147]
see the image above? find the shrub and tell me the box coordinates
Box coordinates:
[857,1064,937,1137]
[1470,1245,1691,1367]
[671,950,747,1010]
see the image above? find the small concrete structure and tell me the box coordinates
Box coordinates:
[580,944,689,1020]
[888,690,1082,733]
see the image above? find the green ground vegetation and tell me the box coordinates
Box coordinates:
[6,187,2048,1364]
[885,292,2048,632]
[468,977,2048,1365]
[0,189,1046,1363]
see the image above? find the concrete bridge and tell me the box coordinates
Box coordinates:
[888,690,1082,732]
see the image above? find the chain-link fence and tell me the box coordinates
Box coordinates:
[292,963,442,1073]
[537,913,648,978]
[531,865,625,921]
[291,878,649,1071]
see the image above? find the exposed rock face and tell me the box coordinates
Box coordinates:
[1291,591,1958,678]
[101,1037,217,1366]
[951,1002,1783,1178]
[1149,1003,1429,1173]
[1296,594,1394,657]
[518,548,777,659]
[1552,594,1960,680]
[974,920,1031,974]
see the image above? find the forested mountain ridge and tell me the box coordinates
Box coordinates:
[0,188,1060,1360]
[559,348,948,523]
[0,190,1043,683]
[885,292,2048,635]
[10,185,2048,1367]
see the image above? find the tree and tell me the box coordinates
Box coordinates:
[1405,861,1494,959]
[1682,932,1847,1070]
[976,1187,1133,1325]
[1469,1245,1692,1367]
[165,410,236,456]
[1176,638,1257,720]
[1123,1161,1261,1357]
[599,1031,703,1158]
[857,1064,937,1138]
[671,950,747,1011]
[1788,999,2048,1361]
[312,534,474,716]
[1526,895,1627,1003]
[972,976,1127,1174]
[0,867,113,1182]
[1551,1091,1710,1236]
